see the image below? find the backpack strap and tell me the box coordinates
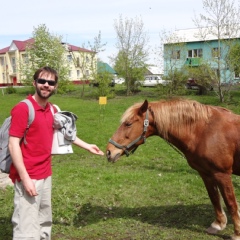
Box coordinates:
[21,99,35,145]
[53,104,61,112]
[20,101,60,144]
[21,99,35,127]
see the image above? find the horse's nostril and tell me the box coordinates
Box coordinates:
[106,150,111,157]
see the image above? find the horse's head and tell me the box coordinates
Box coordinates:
[106,100,156,162]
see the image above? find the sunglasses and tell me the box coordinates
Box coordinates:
[37,78,56,86]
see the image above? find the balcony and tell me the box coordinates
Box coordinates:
[185,58,201,67]
[9,65,17,76]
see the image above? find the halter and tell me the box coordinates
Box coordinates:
[108,110,149,156]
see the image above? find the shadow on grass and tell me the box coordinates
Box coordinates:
[1,204,231,239]
[71,203,230,239]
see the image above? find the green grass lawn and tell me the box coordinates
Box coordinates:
[1,85,240,239]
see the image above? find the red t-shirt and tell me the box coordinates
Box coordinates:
[9,95,54,183]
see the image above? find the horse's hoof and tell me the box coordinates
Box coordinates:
[206,226,219,235]
[206,221,226,235]
[230,235,240,240]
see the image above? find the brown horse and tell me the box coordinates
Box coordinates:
[106,98,240,240]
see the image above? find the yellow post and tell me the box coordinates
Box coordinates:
[99,96,107,122]
[99,96,107,105]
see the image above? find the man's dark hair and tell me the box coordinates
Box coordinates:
[33,66,58,83]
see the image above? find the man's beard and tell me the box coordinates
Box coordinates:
[36,86,55,99]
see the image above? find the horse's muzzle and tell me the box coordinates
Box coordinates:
[106,150,121,163]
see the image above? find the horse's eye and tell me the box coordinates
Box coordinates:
[125,122,132,127]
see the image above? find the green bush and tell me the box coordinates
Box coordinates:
[5,86,17,94]
[56,80,75,94]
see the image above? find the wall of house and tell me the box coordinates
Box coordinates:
[164,39,235,83]
[0,48,97,87]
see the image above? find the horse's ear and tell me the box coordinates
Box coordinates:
[139,100,148,115]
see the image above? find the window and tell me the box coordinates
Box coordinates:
[2,73,5,80]
[86,56,89,63]
[234,70,240,79]
[85,70,89,76]
[212,47,220,58]
[11,57,15,65]
[22,54,29,63]
[0,57,4,66]
[67,55,72,62]
[77,70,80,78]
[68,70,72,77]
[76,57,80,67]
[11,57,16,73]
[171,50,180,59]
[188,49,202,58]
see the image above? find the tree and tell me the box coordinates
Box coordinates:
[93,69,114,98]
[160,29,188,94]
[185,63,216,94]
[19,24,69,89]
[227,41,240,78]
[86,31,108,97]
[74,31,108,97]
[113,15,149,95]
[88,31,107,60]
[193,0,240,102]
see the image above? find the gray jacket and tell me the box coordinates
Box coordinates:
[53,111,78,146]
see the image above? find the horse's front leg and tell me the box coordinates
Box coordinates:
[215,173,240,240]
[199,173,228,234]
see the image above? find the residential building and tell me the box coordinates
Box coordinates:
[163,28,240,83]
[0,38,97,86]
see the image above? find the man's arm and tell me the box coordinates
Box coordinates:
[72,137,104,156]
[8,136,38,196]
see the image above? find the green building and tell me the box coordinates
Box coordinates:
[164,27,240,83]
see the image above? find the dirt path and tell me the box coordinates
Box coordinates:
[0,172,13,189]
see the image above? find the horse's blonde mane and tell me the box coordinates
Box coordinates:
[121,102,143,123]
[153,99,213,138]
[121,99,215,138]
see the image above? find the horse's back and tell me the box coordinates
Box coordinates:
[186,106,240,175]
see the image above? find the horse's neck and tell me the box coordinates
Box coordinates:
[159,128,193,155]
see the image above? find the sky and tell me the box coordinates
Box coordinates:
[0,0,204,67]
